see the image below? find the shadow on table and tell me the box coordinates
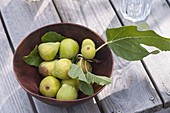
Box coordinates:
[95,48,164,113]
[33,97,100,113]
[95,1,170,111]
[1,0,170,113]
[97,62,163,113]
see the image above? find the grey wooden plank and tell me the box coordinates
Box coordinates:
[0,18,34,113]
[156,107,170,113]
[54,0,122,40]
[1,0,60,48]
[33,97,100,113]
[145,0,170,108]
[111,0,170,108]
[97,61,162,113]
[54,0,162,113]
[167,0,170,4]
[1,0,101,112]
[0,0,9,9]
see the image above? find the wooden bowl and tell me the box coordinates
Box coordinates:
[13,23,113,107]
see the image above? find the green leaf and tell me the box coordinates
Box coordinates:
[23,45,43,67]
[106,26,170,61]
[68,64,88,83]
[86,72,112,86]
[68,64,95,96]
[41,31,65,42]
[79,81,94,96]
[71,56,77,64]
[136,22,150,31]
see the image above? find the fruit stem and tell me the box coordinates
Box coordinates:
[80,58,83,70]
[77,54,83,57]
[96,41,112,52]
[84,60,88,73]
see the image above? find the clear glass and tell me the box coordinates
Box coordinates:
[25,0,40,3]
[120,0,153,22]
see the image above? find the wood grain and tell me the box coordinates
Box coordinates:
[1,0,102,112]
[1,0,60,48]
[53,0,122,40]
[0,18,34,113]
[156,107,170,113]
[111,0,170,109]
[33,97,101,113]
[167,0,170,4]
[54,0,162,112]
[145,0,170,108]
[110,0,170,107]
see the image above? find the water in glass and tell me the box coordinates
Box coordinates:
[120,0,152,22]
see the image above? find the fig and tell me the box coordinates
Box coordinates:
[82,38,95,48]
[39,76,61,97]
[77,59,92,73]
[61,78,79,91]
[38,60,58,77]
[81,45,96,59]
[52,58,72,79]
[60,38,79,59]
[38,42,60,61]
[56,84,78,100]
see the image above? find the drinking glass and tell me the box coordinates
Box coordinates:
[25,0,40,3]
[120,0,153,22]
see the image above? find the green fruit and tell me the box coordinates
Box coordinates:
[38,60,58,77]
[39,76,61,97]
[82,38,95,48]
[60,38,79,59]
[38,42,60,61]
[81,45,96,59]
[61,78,79,91]
[56,84,78,100]
[52,58,72,79]
[77,59,92,73]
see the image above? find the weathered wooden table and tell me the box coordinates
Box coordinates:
[1,0,170,113]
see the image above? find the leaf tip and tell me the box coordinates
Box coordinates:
[150,50,160,54]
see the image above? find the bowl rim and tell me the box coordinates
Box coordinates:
[13,22,114,103]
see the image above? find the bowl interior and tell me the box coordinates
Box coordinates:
[13,23,113,106]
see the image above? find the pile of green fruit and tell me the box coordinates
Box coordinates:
[38,38,96,100]
[24,31,111,100]
[23,24,170,100]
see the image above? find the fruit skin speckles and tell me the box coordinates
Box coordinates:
[38,60,58,77]
[38,42,60,61]
[59,38,79,59]
[81,45,96,59]
[81,38,96,59]
[82,38,95,48]
[56,84,78,100]
[61,78,80,91]
[52,58,72,79]
[39,76,61,97]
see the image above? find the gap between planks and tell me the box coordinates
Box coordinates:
[52,0,63,22]
[0,1,103,113]
[165,0,170,7]
[38,1,104,112]
[0,11,15,53]
[108,0,124,26]
[0,10,38,113]
[141,60,165,107]
[108,0,165,109]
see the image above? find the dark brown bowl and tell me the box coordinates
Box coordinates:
[13,23,113,107]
